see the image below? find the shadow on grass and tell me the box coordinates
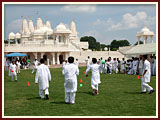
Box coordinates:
[27,97,41,100]
[124,91,141,94]
[77,91,92,95]
[50,101,65,104]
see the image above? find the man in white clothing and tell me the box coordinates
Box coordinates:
[16,60,21,74]
[138,56,143,75]
[85,56,90,68]
[85,58,102,96]
[8,61,12,76]
[62,57,79,104]
[152,56,156,76]
[132,58,138,75]
[35,59,51,100]
[10,61,17,81]
[32,59,39,74]
[121,58,126,73]
[5,58,9,70]
[113,58,118,74]
[141,55,154,94]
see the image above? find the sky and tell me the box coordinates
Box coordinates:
[4,3,157,45]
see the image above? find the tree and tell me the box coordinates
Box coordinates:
[134,41,143,45]
[110,40,130,51]
[80,36,100,51]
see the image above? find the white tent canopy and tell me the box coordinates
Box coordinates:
[124,43,156,56]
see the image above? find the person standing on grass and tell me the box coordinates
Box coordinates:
[62,57,79,104]
[8,61,12,76]
[85,58,102,96]
[10,61,17,81]
[141,55,155,94]
[32,59,39,74]
[16,60,21,74]
[121,58,126,73]
[35,58,51,100]
[138,56,143,75]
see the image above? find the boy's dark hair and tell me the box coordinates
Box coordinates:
[92,58,97,64]
[143,55,148,59]
[40,58,45,63]
[68,57,74,63]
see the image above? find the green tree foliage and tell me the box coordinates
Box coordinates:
[80,36,101,51]
[4,40,8,44]
[110,40,130,51]
[134,41,143,45]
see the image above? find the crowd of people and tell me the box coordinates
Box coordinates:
[84,55,156,76]
[5,57,31,71]
[5,54,156,104]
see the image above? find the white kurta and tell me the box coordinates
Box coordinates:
[35,64,51,90]
[121,60,125,70]
[153,59,156,75]
[139,60,143,75]
[62,63,79,93]
[75,61,79,66]
[142,60,151,82]
[85,64,101,87]
[10,64,17,76]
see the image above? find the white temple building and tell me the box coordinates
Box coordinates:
[5,16,89,65]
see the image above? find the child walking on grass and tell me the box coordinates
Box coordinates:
[85,58,102,96]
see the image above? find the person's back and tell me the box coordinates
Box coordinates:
[37,64,51,86]
[64,63,79,81]
[62,57,79,104]
[35,59,51,99]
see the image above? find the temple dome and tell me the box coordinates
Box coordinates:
[8,32,15,39]
[141,26,150,33]
[56,22,67,30]
[55,22,71,34]
[39,26,53,35]
[15,33,21,39]
[34,29,43,34]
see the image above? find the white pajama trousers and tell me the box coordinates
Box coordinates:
[91,84,98,91]
[11,73,17,81]
[139,68,143,75]
[39,88,49,99]
[65,92,76,104]
[141,79,153,92]
[17,68,20,73]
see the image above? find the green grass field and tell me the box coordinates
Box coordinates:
[4,67,156,116]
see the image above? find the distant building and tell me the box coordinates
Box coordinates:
[5,16,88,64]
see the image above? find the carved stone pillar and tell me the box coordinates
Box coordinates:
[41,52,45,58]
[57,52,60,64]
[51,53,55,64]
[33,52,38,59]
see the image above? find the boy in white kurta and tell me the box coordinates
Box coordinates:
[35,59,51,99]
[85,58,102,96]
[10,61,17,81]
[32,59,39,74]
[141,55,154,94]
[62,57,79,104]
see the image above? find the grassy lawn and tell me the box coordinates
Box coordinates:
[4,67,156,116]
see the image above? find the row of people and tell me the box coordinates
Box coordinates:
[85,55,156,76]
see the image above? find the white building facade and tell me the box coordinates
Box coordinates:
[5,17,89,65]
